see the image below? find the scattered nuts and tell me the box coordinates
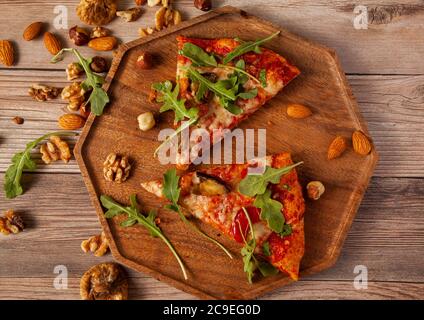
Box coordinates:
[80,263,128,300]
[138,27,155,37]
[69,26,90,46]
[61,82,86,112]
[148,0,161,6]
[66,62,84,81]
[58,113,86,130]
[137,112,156,131]
[0,40,14,67]
[352,130,372,155]
[0,210,24,235]
[306,181,325,200]
[44,32,62,55]
[23,22,43,41]
[194,0,212,11]
[116,7,143,22]
[155,6,167,30]
[40,135,72,164]
[88,36,117,51]
[287,104,312,119]
[12,116,24,125]
[162,0,170,7]
[173,10,182,25]
[327,136,347,160]
[80,103,91,119]
[77,0,117,26]
[91,26,109,39]
[81,231,109,257]
[135,0,146,5]
[155,6,182,30]
[103,153,131,183]
[136,52,153,69]
[28,84,61,101]
[90,56,109,73]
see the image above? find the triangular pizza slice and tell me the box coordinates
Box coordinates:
[141,152,306,281]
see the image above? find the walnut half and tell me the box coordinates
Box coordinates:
[40,136,71,164]
[0,210,25,235]
[80,263,128,300]
[81,231,109,257]
[28,84,61,102]
[103,153,131,183]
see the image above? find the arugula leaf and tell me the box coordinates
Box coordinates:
[257,261,279,277]
[153,81,199,122]
[222,31,280,64]
[259,69,267,87]
[254,189,284,233]
[4,131,78,199]
[180,43,217,67]
[100,194,188,280]
[263,241,271,257]
[238,87,258,100]
[52,48,109,116]
[279,223,292,237]
[239,162,303,197]
[162,169,233,259]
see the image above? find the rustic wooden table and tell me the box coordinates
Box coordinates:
[1,0,423,300]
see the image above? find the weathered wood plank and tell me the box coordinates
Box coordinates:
[1,72,423,177]
[1,278,422,300]
[0,0,423,74]
[1,174,424,287]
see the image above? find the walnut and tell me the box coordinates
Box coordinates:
[306,181,325,200]
[61,82,86,112]
[77,0,117,26]
[40,135,72,164]
[91,26,109,39]
[0,210,25,235]
[81,231,109,257]
[103,153,131,183]
[66,62,84,81]
[116,7,143,22]
[138,26,154,37]
[80,263,128,300]
[155,7,182,30]
[28,84,61,102]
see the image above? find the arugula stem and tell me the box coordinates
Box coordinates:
[217,64,261,84]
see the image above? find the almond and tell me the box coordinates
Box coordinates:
[352,130,372,155]
[0,40,14,66]
[287,104,312,119]
[58,114,86,130]
[327,136,347,160]
[88,36,117,51]
[44,32,62,55]
[23,22,43,41]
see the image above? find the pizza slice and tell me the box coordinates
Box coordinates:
[141,152,306,281]
[152,33,300,169]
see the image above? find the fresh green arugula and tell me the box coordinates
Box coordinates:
[253,189,284,233]
[179,42,217,67]
[4,131,78,199]
[263,241,271,257]
[222,31,280,64]
[51,48,109,116]
[101,194,188,280]
[162,168,233,259]
[240,208,279,283]
[259,69,267,87]
[238,162,303,197]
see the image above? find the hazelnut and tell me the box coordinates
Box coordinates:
[12,116,24,125]
[137,112,155,131]
[90,56,109,73]
[69,26,90,46]
[91,26,109,39]
[194,0,212,11]
[306,181,325,200]
[136,52,153,69]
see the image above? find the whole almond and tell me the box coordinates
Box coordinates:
[352,130,372,155]
[44,32,62,55]
[327,136,347,160]
[58,114,86,130]
[287,104,312,119]
[0,40,14,66]
[23,22,43,41]
[88,36,117,51]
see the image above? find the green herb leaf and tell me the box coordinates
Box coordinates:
[100,194,188,280]
[52,48,109,116]
[238,87,258,99]
[180,43,217,67]
[279,223,292,237]
[4,131,78,199]
[239,162,303,197]
[254,189,285,233]
[257,261,279,277]
[259,69,267,87]
[263,242,271,257]
[222,31,280,64]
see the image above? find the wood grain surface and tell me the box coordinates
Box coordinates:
[0,0,423,300]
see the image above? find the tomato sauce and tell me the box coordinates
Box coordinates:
[231,206,260,243]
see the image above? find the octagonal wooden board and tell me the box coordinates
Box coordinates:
[74,6,378,299]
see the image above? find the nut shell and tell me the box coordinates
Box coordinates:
[58,114,86,130]
[44,32,62,55]
[0,40,14,66]
[23,22,43,41]
[327,136,347,160]
[352,130,372,155]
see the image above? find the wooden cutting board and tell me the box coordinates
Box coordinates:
[74,6,378,299]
